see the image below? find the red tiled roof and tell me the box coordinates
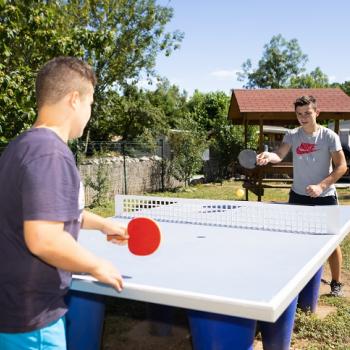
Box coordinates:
[232,88,350,113]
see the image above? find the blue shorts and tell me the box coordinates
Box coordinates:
[0,317,66,350]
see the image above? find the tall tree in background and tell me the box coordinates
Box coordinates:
[289,67,329,88]
[0,1,70,141]
[0,0,183,142]
[237,34,308,88]
[331,81,350,96]
[187,90,229,131]
[92,81,188,144]
[168,119,208,187]
[145,78,188,129]
[186,91,258,180]
[97,85,167,144]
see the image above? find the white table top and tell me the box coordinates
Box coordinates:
[71,205,350,322]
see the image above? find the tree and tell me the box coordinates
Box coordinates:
[168,122,207,187]
[0,1,72,140]
[186,90,229,132]
[289,67,329,88]
[185,91,258,180]
[209,123,257,180]
[331,81,350,96]
[95,85,167,144]
[237,34,308,88]
[0,0,183,142]
[145,78,188,129]
[84,155,110,208]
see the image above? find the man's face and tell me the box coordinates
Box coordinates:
[295,104,319,128]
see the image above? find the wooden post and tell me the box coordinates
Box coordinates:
[335,119,340,135]
[243,113,249,201]
[257,119,264,201]
[244,114,248,149]
[259,119,264,152]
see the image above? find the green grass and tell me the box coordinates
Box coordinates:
[91,181,350,349]
[89,200,114,217]
[147,180,291,202]
[294,297,350,349]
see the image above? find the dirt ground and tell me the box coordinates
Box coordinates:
[102,266,350,350]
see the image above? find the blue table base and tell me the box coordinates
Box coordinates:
[188,311,256,350]
[65,268,322,349]
[65,291,105,350]
[298,267,323,312]
[258,297,298,350]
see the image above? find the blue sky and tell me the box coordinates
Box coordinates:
[149,0,350,95]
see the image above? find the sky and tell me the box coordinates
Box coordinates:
[147,0,350,96]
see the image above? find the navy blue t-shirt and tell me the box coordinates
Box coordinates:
[0,128,83,333]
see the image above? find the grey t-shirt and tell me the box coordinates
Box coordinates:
[0,128,84,332]
[283,126,342,197]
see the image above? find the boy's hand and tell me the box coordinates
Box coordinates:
[90,259,124,292]
[306,184,323,198]
[256,152,271,166]
[101,220,128,245]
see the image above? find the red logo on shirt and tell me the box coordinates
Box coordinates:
[296,143,317,155]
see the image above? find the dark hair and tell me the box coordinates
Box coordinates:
[294,95,317,110]
[35,57,97,109]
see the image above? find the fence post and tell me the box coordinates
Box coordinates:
[160,139,165,192]
[122,142,128,194]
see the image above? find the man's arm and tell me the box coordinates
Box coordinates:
[82,210,128,244]
[256,143,291,166]
[306,150,347,198]
[24,220,124,291]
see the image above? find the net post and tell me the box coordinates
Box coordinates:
[115,195,125,216]
[326,205,340,234]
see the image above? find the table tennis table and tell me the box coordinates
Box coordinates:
[66,195,350,350]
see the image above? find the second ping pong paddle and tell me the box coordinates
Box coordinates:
[107,217,162,256]
[238,149,257,169]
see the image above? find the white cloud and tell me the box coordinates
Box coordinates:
[328,75,336,83]
[210,69,240,80]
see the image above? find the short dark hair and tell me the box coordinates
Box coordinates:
[35,57,97,110]
[294,95,317,111]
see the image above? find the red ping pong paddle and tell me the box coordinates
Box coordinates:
[107,217,162,256]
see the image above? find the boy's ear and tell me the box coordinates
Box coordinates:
[69,91,81,110]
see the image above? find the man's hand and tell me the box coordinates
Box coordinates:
[90,259,124,292]
[24,220,125,292]
[256,152,271,166]
[306,184,323,198]
[256,143,291,166]
[102,219,128,245]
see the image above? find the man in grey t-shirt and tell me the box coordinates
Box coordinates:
[257,95,347,297]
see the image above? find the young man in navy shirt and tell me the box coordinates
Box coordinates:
[0,57,128,349]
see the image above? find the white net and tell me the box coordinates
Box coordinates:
[115,195,340,235]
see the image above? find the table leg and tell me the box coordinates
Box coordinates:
[259,296,298,350]
[298,267,323,312]
[65,291,106,350]
[187,310,256,350]
[147,303,174,336]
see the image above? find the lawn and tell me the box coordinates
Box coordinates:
[91,181,350,350]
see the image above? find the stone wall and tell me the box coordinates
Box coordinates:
[79,156,183,206]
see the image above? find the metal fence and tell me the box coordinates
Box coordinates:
[72,140,171,194]
[0,140,170,193]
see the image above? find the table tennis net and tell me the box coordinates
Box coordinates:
[115,195,340,235]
